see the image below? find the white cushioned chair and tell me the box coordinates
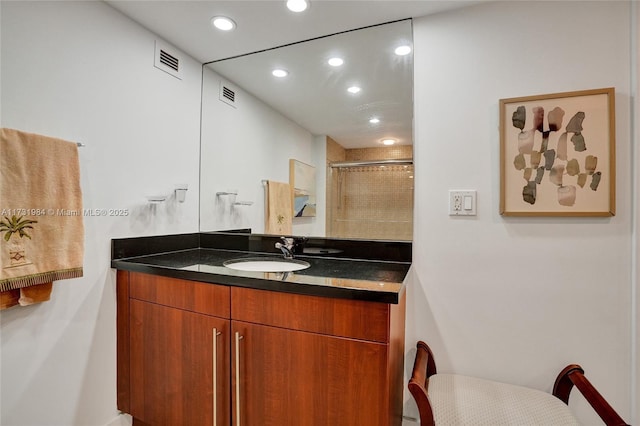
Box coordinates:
[408,341,628,426]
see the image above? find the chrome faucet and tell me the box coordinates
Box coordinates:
[275,237,295,259]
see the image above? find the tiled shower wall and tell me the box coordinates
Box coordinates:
[326,138,413,241]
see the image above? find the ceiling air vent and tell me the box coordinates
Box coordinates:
[154,40,183,80]
[219,81,237,108]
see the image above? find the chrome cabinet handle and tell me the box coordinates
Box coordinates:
[235,331,244,426]
[213,328,221,426]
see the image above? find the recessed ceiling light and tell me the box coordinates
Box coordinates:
[369,118,380,124]
[287,0,309,12]
[328,57,344,67]
[382,139,396,145]
[272,69,289,78]
[211,16,236,31]
[394,45,412,56]
[347,86,361,94]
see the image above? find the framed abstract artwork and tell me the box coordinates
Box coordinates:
[499,87,615,216]
[289,159,316,217]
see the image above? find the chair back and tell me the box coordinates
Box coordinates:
[408,341,437,426]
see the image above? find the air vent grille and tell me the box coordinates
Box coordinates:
[219,81,237,108]
[222,86,235,103]
[154,40,183,80]
[160,50,179,72]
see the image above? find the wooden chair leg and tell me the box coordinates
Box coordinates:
[553,364,628,426]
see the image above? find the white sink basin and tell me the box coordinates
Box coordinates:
[223,257,310,272]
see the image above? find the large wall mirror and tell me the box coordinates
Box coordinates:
[200,19,413,241]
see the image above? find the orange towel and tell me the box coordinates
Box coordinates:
[0,288,19,309]
[0,283,54,310]
[0,128,84,309]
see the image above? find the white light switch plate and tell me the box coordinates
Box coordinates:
[449,190,476,216]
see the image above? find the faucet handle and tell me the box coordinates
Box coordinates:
[276,237,295,259]
[280,236,294,246]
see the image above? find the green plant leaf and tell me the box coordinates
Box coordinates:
[0,215,38,240]
[18,229,32,239]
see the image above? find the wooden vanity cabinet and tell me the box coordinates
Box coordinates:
[117,271,406,426]
[129,300,230,426]
[118,271,231,426]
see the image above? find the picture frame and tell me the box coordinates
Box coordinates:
[499,87,615,217]
[289,159,316,217]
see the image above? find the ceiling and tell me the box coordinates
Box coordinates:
[105,1,482,148]
[105,1,480,63]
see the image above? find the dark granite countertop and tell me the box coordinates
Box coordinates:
[111,233,411,304]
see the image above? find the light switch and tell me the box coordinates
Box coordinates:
[449,190,476,216]
[464,195,473,210]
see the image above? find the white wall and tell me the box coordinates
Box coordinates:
[0,2,202,425]
[200,67,324,237]
[406,1,633,424]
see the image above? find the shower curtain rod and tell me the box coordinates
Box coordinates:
[329,158,413,168]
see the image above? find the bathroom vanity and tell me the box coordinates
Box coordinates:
[112,232,410,426]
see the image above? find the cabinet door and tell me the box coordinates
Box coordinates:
[232,321,389,426]
[130,300,230,426]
